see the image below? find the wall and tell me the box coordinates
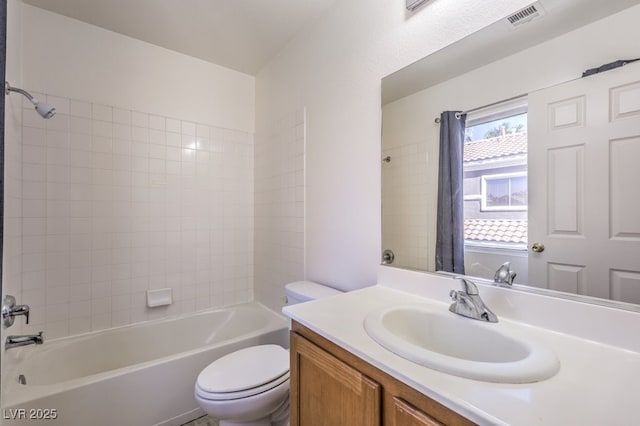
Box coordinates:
[21,5,255,133]
[255,0,535,292]
[7,5,256,339]
[382,4,640,273]
[254,108,306,311]
[18,94,254,339]
[3,0,23,327]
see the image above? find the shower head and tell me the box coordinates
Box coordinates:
[33,100,56,119]
[5,81,57,119]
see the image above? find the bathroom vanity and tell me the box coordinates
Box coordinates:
[283,267,640,425]
[290,321,473,425]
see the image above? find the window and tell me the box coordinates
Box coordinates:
[463,99,528,249]
[481,172,528,211]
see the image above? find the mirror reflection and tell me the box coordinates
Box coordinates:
[381,0,640,307]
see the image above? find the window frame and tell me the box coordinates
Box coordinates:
[480,171,528,212]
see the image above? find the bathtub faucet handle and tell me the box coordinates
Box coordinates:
[2,295,30,328]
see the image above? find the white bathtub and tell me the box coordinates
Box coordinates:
[1,302,288,426]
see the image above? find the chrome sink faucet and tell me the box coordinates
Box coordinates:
[5,332,44,350]
[449,278,498,323]
[494,262,516,285]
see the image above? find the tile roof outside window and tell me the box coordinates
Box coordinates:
[464,219,528,244]
[464,132,527,163]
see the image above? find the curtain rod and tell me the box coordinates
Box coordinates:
[434,93,527,123]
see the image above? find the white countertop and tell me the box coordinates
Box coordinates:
[283,268,640,426]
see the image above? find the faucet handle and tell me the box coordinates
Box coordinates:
[449,289,459,301]
[2,295,16,327]
[2,295,30,327]
[458,277,479,295]
[13,305,30,325]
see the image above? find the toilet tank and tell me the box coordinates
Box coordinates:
[285,281,342,305]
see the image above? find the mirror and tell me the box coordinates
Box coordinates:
[381,0,640,309]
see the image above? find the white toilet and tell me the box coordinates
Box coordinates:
[194,281,342,426]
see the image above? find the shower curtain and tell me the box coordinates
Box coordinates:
[435,111,466,274]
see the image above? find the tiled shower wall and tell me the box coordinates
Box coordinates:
[17,92,254,338]
[254,108,305,311]
[3,95,23,305]
[381,140,430,271]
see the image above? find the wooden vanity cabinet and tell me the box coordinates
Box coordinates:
[290,321,475,426]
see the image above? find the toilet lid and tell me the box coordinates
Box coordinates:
[197,345,289,394]
[196,371,289,401]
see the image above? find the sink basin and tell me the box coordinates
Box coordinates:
[364,305,560,383]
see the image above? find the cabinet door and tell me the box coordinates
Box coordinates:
[290,332,381,426]
[391,397,444,426]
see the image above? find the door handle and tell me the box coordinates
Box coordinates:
[531,242,545,253]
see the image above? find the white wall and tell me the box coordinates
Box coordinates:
[254,108,306,311]
[382,4,640,273]
[4,5,257,339]
[255,0,534,291]
[21,5,255,133]
[3,0,24,315]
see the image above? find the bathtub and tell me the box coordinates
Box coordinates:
[1,302,288,426]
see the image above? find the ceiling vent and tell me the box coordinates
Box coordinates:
[406,0,430,11]
[506,2,546,27]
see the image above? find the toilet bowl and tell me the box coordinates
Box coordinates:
[194,281,342,426]
[195,345,289,426]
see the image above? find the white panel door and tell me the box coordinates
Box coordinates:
[528,62,640,303]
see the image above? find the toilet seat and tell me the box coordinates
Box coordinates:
[196,345,290,401]
[196,371,289,401]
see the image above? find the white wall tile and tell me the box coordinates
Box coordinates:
[166,160,181,175]
[23,126,46,146]
[92,120,113,138]
[112,141,131,157]
[69,133,92,151]
[69,150,92,168]
[131,141,148,157]
[149,144,166,160]
[165,118,180,133]
[47,147,69,166]
[165,132,180,147]
[70,100,92,118]
[22,199,46,218]
[196,124,209,138]
[149,129,165,145]
[132,126,149,142]
[23,181,46,199]
[113,108,132,125]
[23,145,46,164]
[23,164,46,182]
[23,108,45,129]
[149,115,165,131]
[46,131,69,149]
[93,136,112,153]
[46,114,69,132]
[254,108,305,311]
[46,95,70,115]
[92,104,113,122]
[131,111,148,128]
[181,121,196,136]
[17,92,256,337]
[113,123,132,140]
[182,134,196,149]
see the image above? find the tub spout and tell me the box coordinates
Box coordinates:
[5,332,44,350]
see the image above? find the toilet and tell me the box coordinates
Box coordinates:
[194,281,342,426]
